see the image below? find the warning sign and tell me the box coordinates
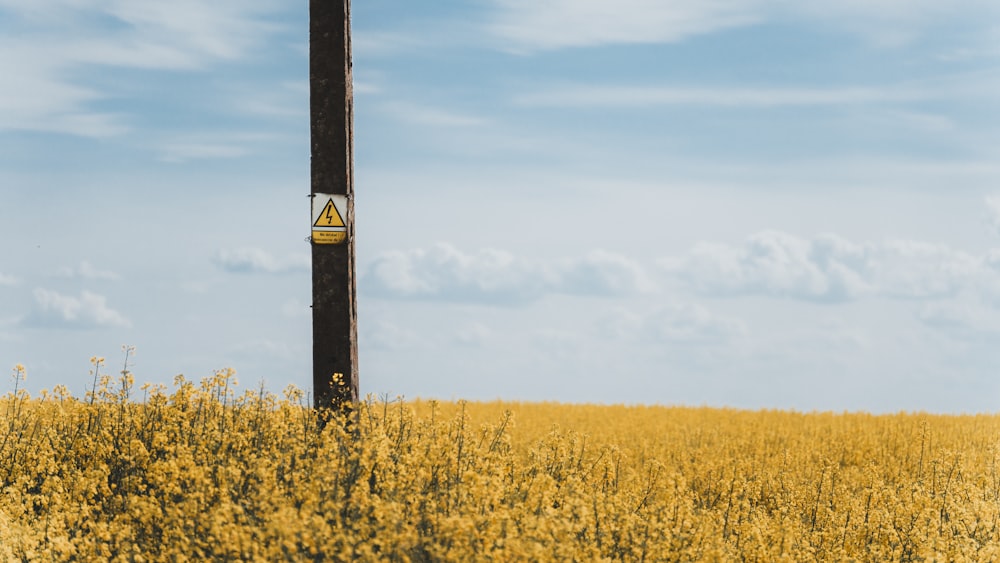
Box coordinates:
[313,230,347,244]
[311,194,348,245]
[314,198,345,228]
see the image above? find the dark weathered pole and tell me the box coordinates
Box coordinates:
[310,0,358,408]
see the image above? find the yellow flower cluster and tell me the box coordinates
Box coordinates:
[1,368,998,561]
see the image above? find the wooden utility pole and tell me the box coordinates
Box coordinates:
[310,0,358,409]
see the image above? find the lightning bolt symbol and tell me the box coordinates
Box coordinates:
[325,202,336,224]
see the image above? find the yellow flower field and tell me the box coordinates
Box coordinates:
[2,364,999,561]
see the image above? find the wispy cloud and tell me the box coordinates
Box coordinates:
[0,0,290,137]
[642,303,747,344]
[379,102,489,128]
[158,142,249,163]
[601,303,746,345]
[153,130,288,162]
[354,30,429,58]
[488,0,760,52]
[213,247,309,275]
[486,0,999,52]
[917,301,1000,340]
[985,196,1000,237]
[362,244,652,305]
[515,84,927,109]
[934,26,1000,62]
[0,273,17,286]
[99,1,287,62]
[230,81,308,119]
[0,39,127,137]
[56,261,120,281]
[789,1,1000,48]
[353,81,383,96]
[21,288,131,329]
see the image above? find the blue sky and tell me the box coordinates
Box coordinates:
[2,0,999,413]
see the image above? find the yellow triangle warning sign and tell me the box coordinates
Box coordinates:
[313,198,345,228]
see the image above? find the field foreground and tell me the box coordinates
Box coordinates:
[2,370,999,561]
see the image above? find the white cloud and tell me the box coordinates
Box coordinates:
[875,240,980,299]
[56,261,120,281]
[362,244,652,305]
[364,244,550,304]
[0,273,17,286]
[664,231,871,302]
[213,248,309,275]
[663,231,986,302]
[559,250,656,296]
[21,288,131,329]
[488,0,760,52]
